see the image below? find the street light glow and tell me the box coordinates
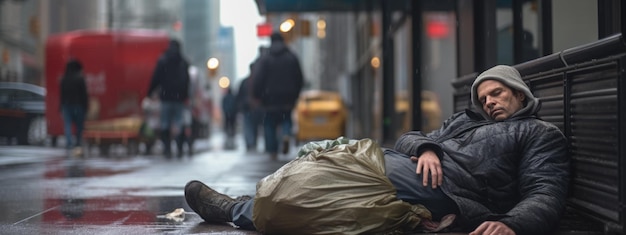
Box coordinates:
[370,56,380,69]
[207,57,219,70]
[280,19,295,32]
[317,19,326,29]
[218,76,230,88]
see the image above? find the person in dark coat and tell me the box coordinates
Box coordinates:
[221,87,237,149]
[183,65,569,235]
[236,62,263,151]
[252,32,304,158]
[146,39,190,158]
[390,65,569,234]
[60,58,89,156]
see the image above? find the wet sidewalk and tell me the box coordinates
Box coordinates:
[0,133,591,235]
[0,133,471,235]
[0,132,288,234]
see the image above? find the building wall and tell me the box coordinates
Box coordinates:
[215,27,235,80]
[421,11,457,123]
[48,0,106,33]
[110,0,179,32]
[1,0,42,83]
[552,0,598,52]
[183,0,219,69]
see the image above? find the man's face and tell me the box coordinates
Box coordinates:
[477,79,525,121]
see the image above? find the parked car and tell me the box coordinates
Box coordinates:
[0,82,47,145]
[294,90,348,144]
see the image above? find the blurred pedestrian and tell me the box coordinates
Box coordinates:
[176,106,193,154]
[140,92,160,155]
[146,39,190,158]
[252,32,304,158]
[222,87,238,150]
[236,62,263,152]
[59,58,89,157]
[175,66,201,156]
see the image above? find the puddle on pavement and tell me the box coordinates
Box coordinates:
[43,158,149,179]
[13,194,261,234]
[1,148,275,234]
[40,195,185,225]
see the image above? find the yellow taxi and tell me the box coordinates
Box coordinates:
[294,90,347,143]
[396,90,442,134]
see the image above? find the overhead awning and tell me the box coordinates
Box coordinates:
[255,0,361,14]
[254,0,463,15]
[254,0,419,14]
[255,0,520,15]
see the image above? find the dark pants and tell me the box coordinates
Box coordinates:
[230,149,459,230]
[381,149,459,220]
[224,115,236,138]
[62,104,86,149]
[262,110,293,154]
[242,109,263,150]
[159,101,185,155]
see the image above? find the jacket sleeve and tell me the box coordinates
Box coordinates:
[147,58,164,97]
[79,77,89,111]
[393,131,443,158]
[182,61,190,101]
[252,58,267,100]
[58,78,64,111]
[294,57,304,94]
[235,79,246,111]
[499,124,570,235]
[393,112,463,158]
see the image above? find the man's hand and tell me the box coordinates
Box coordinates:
[410,150,442,188]
[469,221,516,235]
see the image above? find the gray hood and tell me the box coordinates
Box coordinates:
[470,65,540,120]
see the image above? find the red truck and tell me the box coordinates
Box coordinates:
[45,30,212,155]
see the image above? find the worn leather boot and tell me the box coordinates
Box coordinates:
[184,180,237,223]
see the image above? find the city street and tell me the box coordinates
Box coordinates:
[0,132,291,234]
[0,0,619,234]
[0,133,470,235]
[0,132,589,235]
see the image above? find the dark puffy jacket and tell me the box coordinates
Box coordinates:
[60,62,88,111]
[236,77,252,112]
[147,45,190,102]
[222,88,237,119]
[252,41,303,110]
[394,109,569,235]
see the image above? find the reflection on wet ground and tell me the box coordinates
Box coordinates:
[0,140,480,235]
[0,139,284,234]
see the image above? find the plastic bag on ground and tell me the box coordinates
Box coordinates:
[253,138,432,235]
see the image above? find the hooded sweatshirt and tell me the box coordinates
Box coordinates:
[147,40,190,102]
[251,33,304,110]
[60,59,89,111]
[393,65,569,235]
[470,65,540,120]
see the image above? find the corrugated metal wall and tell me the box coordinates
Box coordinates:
[529,60,622,229]
[453,35,626,233]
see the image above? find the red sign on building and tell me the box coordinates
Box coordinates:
[257,23,273,37]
